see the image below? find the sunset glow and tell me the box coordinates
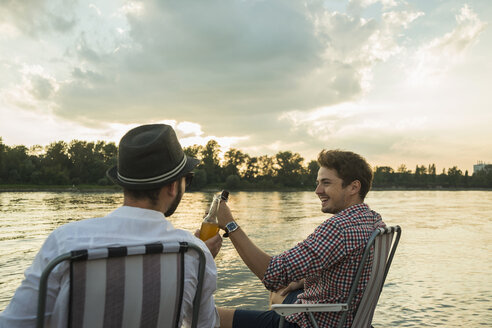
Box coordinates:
[0,0,490,172]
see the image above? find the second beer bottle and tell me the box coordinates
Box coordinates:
[199,190,229,241]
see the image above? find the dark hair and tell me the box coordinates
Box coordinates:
[123,187,162,206]
[123,173,192,206]
[317,149,373,200]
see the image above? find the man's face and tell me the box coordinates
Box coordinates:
[315,167,351,214]
[164,177,185,217]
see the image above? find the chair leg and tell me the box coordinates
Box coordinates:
[308,312,320,328]
[279,316,285,328]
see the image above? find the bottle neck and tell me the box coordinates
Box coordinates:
[203,197,220,222]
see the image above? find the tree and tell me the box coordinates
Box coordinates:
[258,155,275,178]
[223,148,247,177]
[99,141,118,167]
[415,165,427,175]
[373,166,394,187]
[427,163,437,185]
[395,164,412,186]
[39,141,71,185]
[44,141,70,168]
[243,156,259,181]
[414,165,428,187]
[95,141,117,185]
[189,169,207,189]
[428,164,436,176]
[306,160,319,185]
[225,174,241,190]
[472,165,492,187]
[68,140,109,184]
[200,140,221,184]
[2,145,34,183]
[275,151,305,187]
[397,164,410,174]
[447,166,463,187]
[184,145,203,160]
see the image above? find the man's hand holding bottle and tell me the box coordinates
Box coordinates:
[194,229,222,258]
[216,200,235,231]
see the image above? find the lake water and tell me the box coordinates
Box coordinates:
[0,190,491,327]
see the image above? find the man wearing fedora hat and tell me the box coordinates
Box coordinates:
[0,124,222,328]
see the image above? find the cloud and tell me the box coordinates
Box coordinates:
[382,10,425,30]
[0,0,77,37]
[0,0,419,133]
[53,1,325,123]
[5,0,468,167]
[88,4,102,17]
[430,5,486,55]
[408,4,486,83]
[278,100,440,163]
[1,64,59,111]
[348,0,398,13]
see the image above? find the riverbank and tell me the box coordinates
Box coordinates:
[0,184,120,192]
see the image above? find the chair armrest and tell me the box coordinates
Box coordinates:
[271,303,348,316]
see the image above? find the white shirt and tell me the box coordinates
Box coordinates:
[0,206,220,328]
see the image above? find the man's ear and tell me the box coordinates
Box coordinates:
[164,180,179,197]
[349,180,361,196]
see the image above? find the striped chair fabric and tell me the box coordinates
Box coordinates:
[36,241,206,328]
[272,225,401,328]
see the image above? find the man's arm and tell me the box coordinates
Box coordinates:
[216,201,271,280]
[0,234,62,328]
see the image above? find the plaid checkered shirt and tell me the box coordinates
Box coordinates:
[262,203,385,328]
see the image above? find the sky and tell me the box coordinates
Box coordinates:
[0,0,490,173]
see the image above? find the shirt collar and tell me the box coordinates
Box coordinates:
[337,203,369,216]
[107,205,167,221]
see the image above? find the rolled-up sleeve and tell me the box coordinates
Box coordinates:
[262,221,346,291]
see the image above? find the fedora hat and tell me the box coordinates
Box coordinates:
[107,124,199,190]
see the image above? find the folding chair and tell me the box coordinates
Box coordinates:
[272,225,401,328]
[36,241,206,328]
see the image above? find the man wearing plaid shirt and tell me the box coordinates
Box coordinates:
[216,149,385,328]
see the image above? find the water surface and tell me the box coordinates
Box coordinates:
[0,190,491,327]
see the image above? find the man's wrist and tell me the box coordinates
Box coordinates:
[224,221,239,237]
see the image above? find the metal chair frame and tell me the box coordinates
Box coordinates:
[36,241,206,328]
[272,226,401,328]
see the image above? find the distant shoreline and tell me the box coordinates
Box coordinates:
[0,185,120,192]
[0,184,491,192]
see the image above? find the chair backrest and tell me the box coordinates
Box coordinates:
[338,225,401,328]
[36,241,206,328]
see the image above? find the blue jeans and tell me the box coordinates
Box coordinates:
[232,289,303,328]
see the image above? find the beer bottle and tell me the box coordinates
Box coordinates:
[199,190,229,241]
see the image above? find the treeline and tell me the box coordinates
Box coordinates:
[0,137,491,190]
[0,138,117,186]
[373,164,492,189]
